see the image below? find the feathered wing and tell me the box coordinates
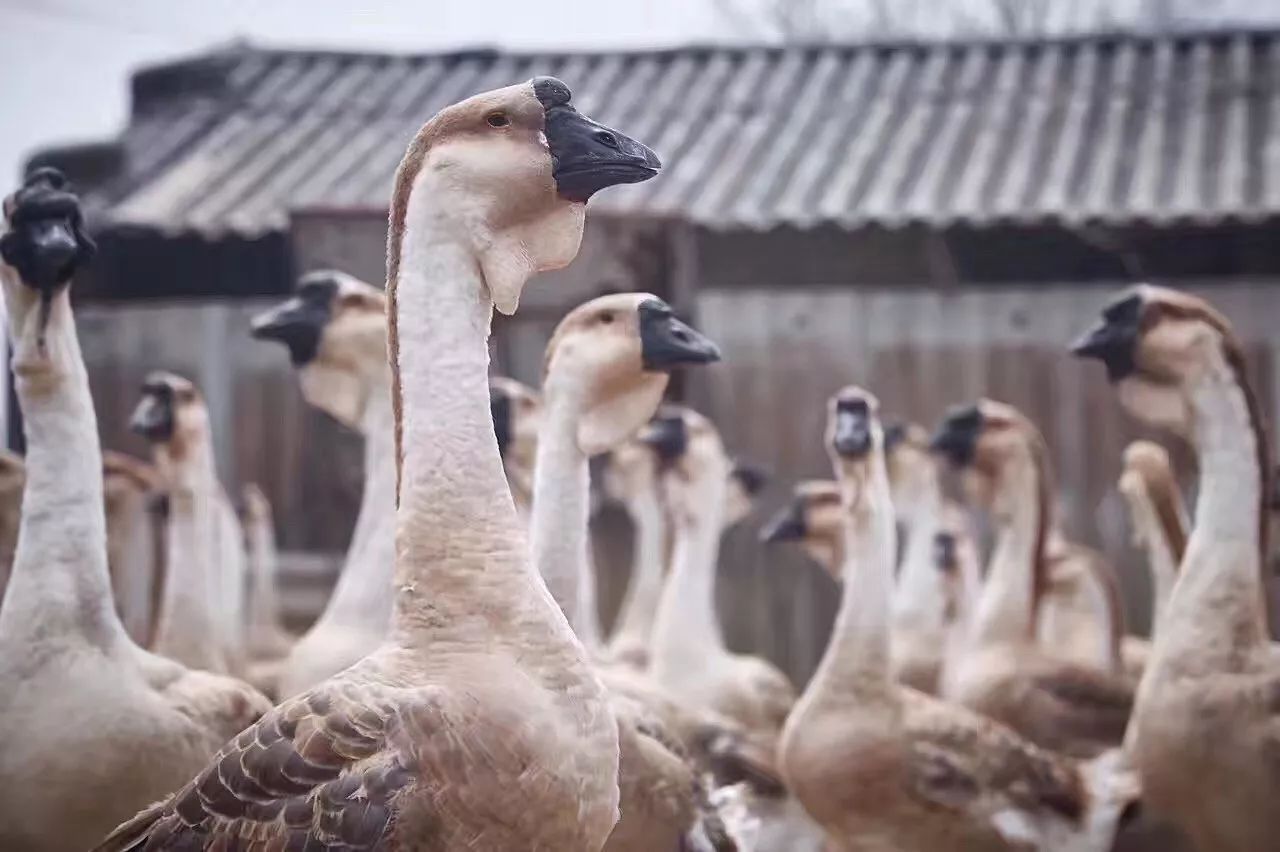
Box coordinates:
[1017,662,1134,757]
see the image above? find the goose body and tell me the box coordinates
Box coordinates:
[97,77,661,851]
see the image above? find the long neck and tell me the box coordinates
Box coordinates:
[607,488,668,656]
[389,233,572,653]
[315,380,397,632]
[1130,489,1182,636]
[530,384,602,648]
[245,506,283,642]
[0,284,126,650]
[1160,353,1270,667]
[972,459,1046,648]
[810,457,899,701]
[651,474,729,665]
[152,487,229,672]
[892,472,946,635]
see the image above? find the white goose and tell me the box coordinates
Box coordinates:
[0,169,269,852]
[97,76,661,851]
[251,270,397,697]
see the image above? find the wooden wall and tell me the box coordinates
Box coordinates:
[691,280,1280,683]
[69,278,1280,685]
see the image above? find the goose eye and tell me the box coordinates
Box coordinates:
[486,112,510,128]
[599,312,615,325]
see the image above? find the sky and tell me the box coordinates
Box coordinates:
[2,0,1277,188]
[0,0,725,186]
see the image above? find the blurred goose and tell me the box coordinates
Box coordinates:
[0,169,268,852]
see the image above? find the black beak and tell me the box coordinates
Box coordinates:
[731,461,769,497]
[639,299,721,370]
[933,532,958,573]
[534,77,661,202]
[130,393,174,443]
[760,499,807,543]
[1069,291,1143,382]
[250,295,329,366]
[832,398,874,458]
[931,404,982,468]
[491,387,513,459]
[638,412,687,465]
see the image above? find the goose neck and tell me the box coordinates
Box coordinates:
[608,489,668,655]
[0,281,124,648]
[651,473,729,662]
[530,381,601,647]
[972,458,1045,647]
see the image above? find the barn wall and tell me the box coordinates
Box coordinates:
[689,279,1280,683]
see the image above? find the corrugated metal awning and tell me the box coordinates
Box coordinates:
[42,30,1280,237]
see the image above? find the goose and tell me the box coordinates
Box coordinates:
[250,270,397,698]
[774,385,1140,851]
[131,371,249,676]
[601,433,671,668]
[241,483,293,692]
[96,76,662,851]
[102,450,164,648]
[646,405,797,742]
[1039,531,1128,675]
[528,290,742,850]
[490,375,541,520]
[1071,284,1280,851]
[884,422,981,694]
[931,400,1133,758]
[1116,441,1188,675]
[0,168,269,852]
[0,448,26,602]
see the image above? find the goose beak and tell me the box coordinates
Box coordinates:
[831,398,874,458]
[490,387,513,458]
[130,394,174,443]
[250,296,326,366]
[638,299,721,370]
[1069,319,1137,382]
[930,405,982,468]
[0,168,94,292]
[731,461,769,497]
[933,532,958,573]
[637,412,687,464]
[534,76,661,202]
[760,500,806,543]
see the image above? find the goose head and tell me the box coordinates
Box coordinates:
[883,421,940,518]
[0,168,96,363]
[600,435,662,512]
[725,460,768,526]
[490,376,542,480]
[251,270,387,430]
[543,293,719,456]
[759,479,843,576]
[638,405,736,528]
[129,371,208,463]
[825,386,886,509]
[931,399,1046,513]
[1070,284,1248,436]
[390,77,659,316]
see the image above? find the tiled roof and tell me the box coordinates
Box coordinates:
[46,29,1280,236]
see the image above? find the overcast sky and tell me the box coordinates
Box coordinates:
[3,0,1277,189]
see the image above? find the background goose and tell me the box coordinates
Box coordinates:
[932,400,1133,758]
[131,371,249,676]
[0,169,269,852]
[1117,441,1188,674]
[96,76,661,851]
[529,290,739,851]
[0,449,26,603]
[102,450,164,649]
[490,375,542,522]
[776,386,1140,852]
[1073,284,1279,852]
[250,270,397,698]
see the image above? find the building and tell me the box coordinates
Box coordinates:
[32,29,1280,678]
